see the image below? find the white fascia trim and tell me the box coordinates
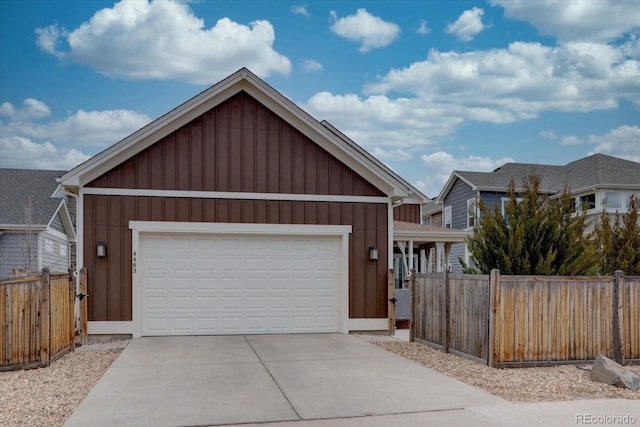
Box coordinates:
[393,231,470,243]
[349,318,388,331]
[388,201,394,269]
[129,221,352,235]
[88,321,133,335]
[77,187,84,276]
[129,221,352,338]
[46,201,76,241]
[84,187,390,204]
[436,173,480,204]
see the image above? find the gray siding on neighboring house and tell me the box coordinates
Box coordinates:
[40,231,70,274]
[449,242,466,273]
[49,211,66,234]
[479,191,507,211]
[0,232,39,277]
[444,178,474,229]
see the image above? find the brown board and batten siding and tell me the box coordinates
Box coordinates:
[83,92,389,323]
[393,204,421,224]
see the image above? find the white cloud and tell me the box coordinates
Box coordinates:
[371,147,412,161]
[0,136,90,170]
[561,135,583,145]
[2,101,151,147]
[587,125,640,162]
[291,5,310,17]
[329,9,400,53]
[364,41,640,120]
[420,151,515,198]
[490,0,640,43]
[35,24,68,57]
[304,91,464,150]
[302,59,323,72]
[417,19,431,35]
[539,130,557,140]
[445,7,485,42]
[35,0,291,84]
[1,99,51,120]
[0,98,151,170]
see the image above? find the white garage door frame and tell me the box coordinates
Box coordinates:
[129,221,352,338]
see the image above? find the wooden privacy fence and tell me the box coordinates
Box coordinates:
[411,270,640,368]
[0,268,75,371]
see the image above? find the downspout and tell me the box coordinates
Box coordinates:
[63,189,81,334]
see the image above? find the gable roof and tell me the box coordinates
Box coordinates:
[0,169,67,228]
[60,68,427,203]
[436,154,640,202]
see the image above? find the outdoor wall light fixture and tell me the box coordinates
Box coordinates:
[369,246,378,261]
[96,241,106,258]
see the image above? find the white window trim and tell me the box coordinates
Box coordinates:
[466,198,478,229]
[501,197,523,218]
[44,238,54,253]
[444,206,452,229]
[129,221,352,338]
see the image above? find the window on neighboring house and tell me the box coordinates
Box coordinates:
[501,197,523,218]
[500,197,523,227]
[422,216,431,226]
[444,206,452,229]
[605,191,622,210]
[60,244,67,257]
[467,198,478,228]
[627,193,640,209]
[579,193,596,210]
[44,238,54,253]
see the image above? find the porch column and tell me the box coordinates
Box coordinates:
[408,240,414,271]
[435,241,445,272]
[419,248,426,273]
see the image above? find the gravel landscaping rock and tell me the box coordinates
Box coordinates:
[0,341,127,427]
[374,341,640,402]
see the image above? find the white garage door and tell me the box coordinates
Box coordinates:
[138,233,342,336]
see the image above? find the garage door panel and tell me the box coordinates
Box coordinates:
[139,233,341,336]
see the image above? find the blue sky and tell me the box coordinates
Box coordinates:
[1,0,638,198]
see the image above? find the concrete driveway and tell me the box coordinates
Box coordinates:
[64,334,504,426]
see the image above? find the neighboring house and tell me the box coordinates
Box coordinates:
[60,68,464,337]
[436,154,640,273]
[0,169,76,279]
[422,201,443,227]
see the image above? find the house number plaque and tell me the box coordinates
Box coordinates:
[132,251,137,273]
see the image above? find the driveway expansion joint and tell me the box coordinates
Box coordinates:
[243,335,303,421]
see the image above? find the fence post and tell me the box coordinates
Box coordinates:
[68,268,76,351]
[409,270,416,342]
[488,269,500,368]
[39,268,50,368]
[388,269,396,336]
[443,268,450,353]
[612,270,624,364]
[79,267,88,346]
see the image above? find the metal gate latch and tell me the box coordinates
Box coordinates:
[388,297,397,304]
[76,293,89,300]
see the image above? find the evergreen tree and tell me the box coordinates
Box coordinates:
[591,195,640,275]
[462,174,597,275]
